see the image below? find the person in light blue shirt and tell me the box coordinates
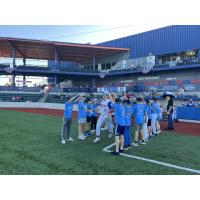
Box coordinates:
[145,99,153,138]
[124,99,132,150]
[143,99,153,141]
[61,95,79,144]
[132,97,147,146]
[78,98,87,120]
[151,98,160,135]
[109,93,125,156]
[77,96,88,140]
[156,102,162,133]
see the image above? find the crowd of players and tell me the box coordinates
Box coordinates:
[60,92,174,156]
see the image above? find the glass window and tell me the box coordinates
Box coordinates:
[102,63,105,70]
[106,63,111,69]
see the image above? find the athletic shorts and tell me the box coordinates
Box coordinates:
[147,119,152,127]
[86,116,92,123]
[78,118,86,124]
[115,124,125,136]
[135,124,143,132]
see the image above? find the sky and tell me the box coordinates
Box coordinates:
[0,25,167,86]
[0,25,166,44]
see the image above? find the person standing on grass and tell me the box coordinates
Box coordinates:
[146,99,153,138]
[93,93,112,143]
[156,102,162,134]
[90,98,99,133]
[124,99,132,150]
[132,97,147,147]
[143,99,150,142]
[61,95,79,144]
[151,97,159,135]
[163,92,175,130]
[84,98,93,137]
[77,96,88,140]
[108,93,126,156]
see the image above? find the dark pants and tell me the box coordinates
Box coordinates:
[91,116,97,130]
[167,113,174,129]
[124,126,131,146]
[61,118,72,140]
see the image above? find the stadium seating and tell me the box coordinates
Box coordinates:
[0,92,43,102]
[44,94,69,104]
[0,86,41,92]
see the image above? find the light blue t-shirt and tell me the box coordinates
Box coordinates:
[157,103,161,114]
[151,102,160,114]
[125,105,132,126]
[113,103,126,126]
[91,103,98,117]
[64,101,73,119]
[78,100,87,119]
[146,104,152,119]
[132,103,146,125]
[86,103,93,117]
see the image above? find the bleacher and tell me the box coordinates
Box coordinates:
[0,92,43,102]
[0,86,42,92]
[44,93,69,104]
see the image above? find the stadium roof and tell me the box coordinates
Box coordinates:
[0,37,129,64]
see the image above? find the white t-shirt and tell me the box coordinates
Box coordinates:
[100,99,109,115]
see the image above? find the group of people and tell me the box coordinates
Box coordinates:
[185,99,200,107]
[60,91,175,156]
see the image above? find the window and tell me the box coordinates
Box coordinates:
[102,63,105,70]
[106,63,111,69]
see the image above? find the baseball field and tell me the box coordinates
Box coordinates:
[0,108,199,175]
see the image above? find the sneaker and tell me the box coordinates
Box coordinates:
[66,137,74,142]
[81,134,87,138]
[108,133,113,138]
[156,130,161,134]
[61,139,66,144]
[78,135,85,140]
[124,145,131,150]
[132,142,139,147]
[93,137,100,143]
[84,131,91,137]
[87,131,92,136]
[144,139,148,142]
[119,149,124,153]
[138,140,142,144]
[111,151,119,156]
[141,141,146,145]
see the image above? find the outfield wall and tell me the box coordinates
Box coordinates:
[0,102,64,110]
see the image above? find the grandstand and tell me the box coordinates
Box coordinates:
[0,26,200,110]
[0,26,200,93]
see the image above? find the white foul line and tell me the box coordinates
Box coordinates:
[102,142,200,174]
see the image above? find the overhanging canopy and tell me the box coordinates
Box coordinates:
[0,37,129,64]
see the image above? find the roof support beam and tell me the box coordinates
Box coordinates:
[54,47,60,70]
[12,47,16,68]
[92,56,96,70]
[8,40,26,59]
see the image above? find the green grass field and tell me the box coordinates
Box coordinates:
[0,110,199,175]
